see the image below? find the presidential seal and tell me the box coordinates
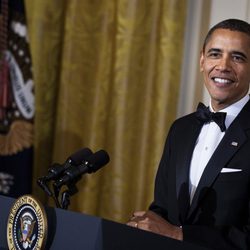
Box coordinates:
[7,195,48,250]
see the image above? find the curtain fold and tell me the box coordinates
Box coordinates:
[25,0,187,223]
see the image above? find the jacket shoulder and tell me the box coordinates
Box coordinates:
[171,112,197,129]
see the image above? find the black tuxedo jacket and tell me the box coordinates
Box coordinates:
[150,100,250,250]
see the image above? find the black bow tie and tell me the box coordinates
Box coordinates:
[195,102,227,132]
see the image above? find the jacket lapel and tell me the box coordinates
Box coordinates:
[187,100,250,219]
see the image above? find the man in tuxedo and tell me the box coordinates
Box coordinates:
[127,19,250,250]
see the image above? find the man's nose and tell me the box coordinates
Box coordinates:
[216,56,231,71]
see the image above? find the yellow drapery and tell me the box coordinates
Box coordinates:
[25,0,187,223]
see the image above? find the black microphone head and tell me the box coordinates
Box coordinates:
[86,149,110,173]
[68,147,93,165]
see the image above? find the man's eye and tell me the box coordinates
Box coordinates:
[232,55,245,62]
[207,52,220,58]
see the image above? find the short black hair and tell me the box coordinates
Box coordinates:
[202,19,250,52]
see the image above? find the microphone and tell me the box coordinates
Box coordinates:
[54,149,110,188]
[43,147,93,181]
[37,147,93,196]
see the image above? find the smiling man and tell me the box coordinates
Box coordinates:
[201,28,250,111]
[128,19,250,250]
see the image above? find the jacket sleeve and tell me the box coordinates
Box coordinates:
[149,123,179,224]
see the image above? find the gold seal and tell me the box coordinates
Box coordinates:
[7,195,48,250]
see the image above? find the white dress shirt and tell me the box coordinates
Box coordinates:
[189,94,250,202]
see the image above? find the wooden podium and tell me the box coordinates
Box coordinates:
[0,195,211,250]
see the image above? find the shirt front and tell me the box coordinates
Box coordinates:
[189,94,250,202]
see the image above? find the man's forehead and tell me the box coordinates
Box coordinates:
[204,29,250,51]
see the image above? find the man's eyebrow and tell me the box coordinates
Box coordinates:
[231,51,247,59]
[207,48,222,54]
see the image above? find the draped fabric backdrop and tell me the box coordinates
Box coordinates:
[25,0,187,223]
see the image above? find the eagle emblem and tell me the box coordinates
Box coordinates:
[19,212,36,249]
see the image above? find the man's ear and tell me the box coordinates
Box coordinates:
[200,51,204,72]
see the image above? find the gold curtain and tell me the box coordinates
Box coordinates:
[25,0,187,223]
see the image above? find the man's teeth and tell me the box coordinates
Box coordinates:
[213,78,232,84]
